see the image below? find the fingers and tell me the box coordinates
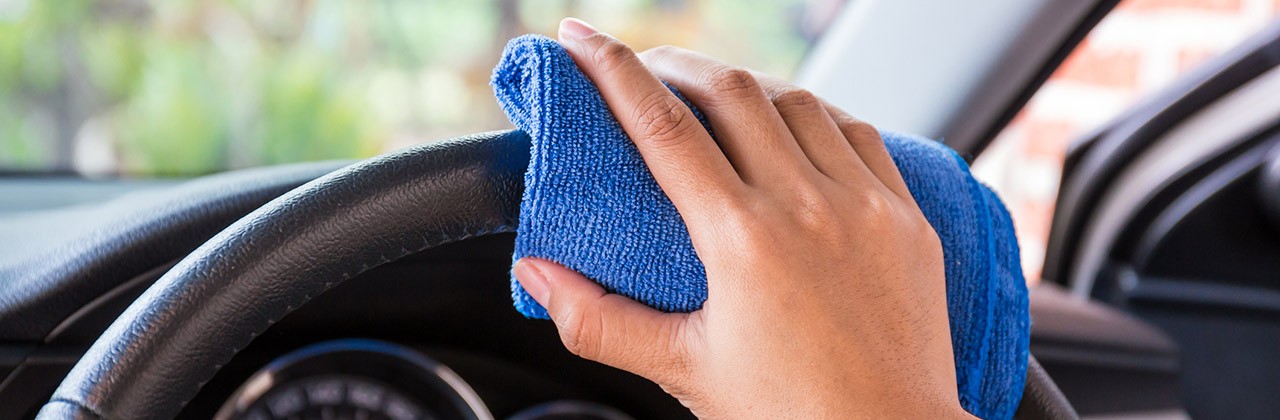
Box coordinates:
[748,72,875,183]
[555,18,742,213]
[637,46,816,184]
[557,17,918,219]
[752,71,914,202]
[513,258,694,386]
[818,103,914,202]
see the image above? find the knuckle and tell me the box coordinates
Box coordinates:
[849,190,898,225]
[589,36,635,72]
[633,92,698,147]
[704,67,760,98]
[716,195,760,229]
[720,190,756,214]
[645,45,682,59]
[836,117,882,145]
[830,112,863,129]
[790,189,840,232]
[913,214,942,246]
[715,199,775,251]
[909,215,945,262]
[557,307,603,360]
[771,88,821,111]
[738,224,780,255]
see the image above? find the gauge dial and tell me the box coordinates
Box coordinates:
[217,339,491,420]
[508,400,633,420]
[238,374,430,420]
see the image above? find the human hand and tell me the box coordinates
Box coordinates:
[511,17,973,419]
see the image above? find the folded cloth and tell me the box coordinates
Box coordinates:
[492,34,1029,419]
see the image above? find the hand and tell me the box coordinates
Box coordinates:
[512,18,972,419]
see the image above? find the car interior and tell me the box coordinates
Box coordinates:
[2,0,1278,419]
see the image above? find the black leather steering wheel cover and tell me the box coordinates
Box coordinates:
[37,130,530,419]
[1017,355,1080,420]
[37,128,1075,419]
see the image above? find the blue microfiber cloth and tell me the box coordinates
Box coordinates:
[492,34,1030,419]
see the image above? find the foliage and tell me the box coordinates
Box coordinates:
[0,0,814,176]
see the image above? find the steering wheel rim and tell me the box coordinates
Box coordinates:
[36,129,1076,419]
[37,130,530,419]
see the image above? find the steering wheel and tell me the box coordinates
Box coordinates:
[35,130,1075,419]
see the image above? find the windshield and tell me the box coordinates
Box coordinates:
[0,0,830,177]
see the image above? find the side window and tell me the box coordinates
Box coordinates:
[971,0,1280,282]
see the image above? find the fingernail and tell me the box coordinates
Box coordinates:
[559,17,598,41]
[514,259,551,304]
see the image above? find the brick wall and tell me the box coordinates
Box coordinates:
[971,0,1280,282]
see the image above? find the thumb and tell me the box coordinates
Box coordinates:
[514,258,693,384]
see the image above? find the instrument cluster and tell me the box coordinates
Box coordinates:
[217,340,630,420]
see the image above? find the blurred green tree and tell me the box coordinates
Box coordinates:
[0,0,817,177]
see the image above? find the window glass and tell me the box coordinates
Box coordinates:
[973,0,1280,281]
[0,0,829,176]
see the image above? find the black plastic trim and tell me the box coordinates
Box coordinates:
[1129,130,1280,268]
[959,0,1121,159]
[1128,277,1280,316]
[1043,19,1280,286]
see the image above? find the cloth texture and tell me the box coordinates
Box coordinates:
[492,34,1030,419]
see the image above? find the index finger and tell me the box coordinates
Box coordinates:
[556,18,743,212]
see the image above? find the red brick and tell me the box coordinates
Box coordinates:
[1007,110,1030,127]
[1018,200,1054,241]
[1023,120,1076,161]
[1178,47,1220,73]
[1053,43,1141,88]
[1122,0,1243,12]
[1012,199,1053,261]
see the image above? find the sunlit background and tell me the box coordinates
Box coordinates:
[974,0,1280,281]
[0,0,829,176]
